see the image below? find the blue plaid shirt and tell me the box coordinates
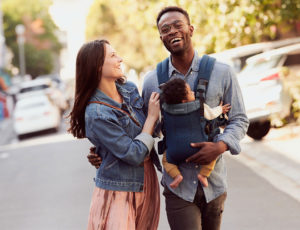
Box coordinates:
[142,52,249,202]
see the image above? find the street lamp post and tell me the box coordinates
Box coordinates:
[15,24,26,78]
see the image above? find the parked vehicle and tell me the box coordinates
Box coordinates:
[17,78,68,112]
[238,43,300,139]
[210,37,300,73]
[13,95,61,139]
[36,74,66,92]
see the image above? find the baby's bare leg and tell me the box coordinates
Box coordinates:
[198,160,217,187]
[170,175,183,188]
[197,174,208,187]
[162,152,183,188]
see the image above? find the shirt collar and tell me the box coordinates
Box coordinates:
[168,50,200,77]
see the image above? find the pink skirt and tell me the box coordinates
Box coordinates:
[87,158,160,230]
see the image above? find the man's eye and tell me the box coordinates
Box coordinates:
[174,23,183,28]
[161,26,169,33]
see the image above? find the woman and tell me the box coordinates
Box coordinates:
[68,39,161,230]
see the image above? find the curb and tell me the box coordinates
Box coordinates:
[0,118,15,146]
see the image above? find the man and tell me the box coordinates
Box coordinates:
[88,6,249,230]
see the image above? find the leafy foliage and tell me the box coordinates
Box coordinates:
[86,0,300,74]
[1,0,62,78]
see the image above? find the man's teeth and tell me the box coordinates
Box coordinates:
[171,38,181,44]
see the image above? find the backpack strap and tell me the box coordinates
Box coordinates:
[155,55,216,154]
[195,55,216,116]
[156,58,169,155]
[88,101,141,127]
[157,55,215,92]
[156,57,169,86]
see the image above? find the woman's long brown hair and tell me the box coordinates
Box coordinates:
[68,39,109,138]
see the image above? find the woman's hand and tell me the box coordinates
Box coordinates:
[147,92,160,122]
[142,92,160,135]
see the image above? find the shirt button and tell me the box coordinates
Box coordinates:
[193,181,197,184]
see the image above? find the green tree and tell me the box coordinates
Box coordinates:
[1,0,62,78]
[86,0,166,74]
[86,0,300,74]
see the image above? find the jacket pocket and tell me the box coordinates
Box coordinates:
[131,96,144,109]
[116,114,130,128]
[104,159,118,170]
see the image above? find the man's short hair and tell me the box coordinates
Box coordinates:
[160,78,188,104]
[156,6,191,26]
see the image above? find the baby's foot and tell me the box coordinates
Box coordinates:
[198,174,208,187]
[170,175,183,188]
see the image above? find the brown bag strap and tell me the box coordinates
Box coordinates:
[88,101,141,127]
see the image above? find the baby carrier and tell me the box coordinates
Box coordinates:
[157,55,227,165]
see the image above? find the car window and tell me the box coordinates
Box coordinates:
[20,84,49,93]
[283,53,300,66]
[240,55,282,75]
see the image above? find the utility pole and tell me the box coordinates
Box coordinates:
[15,24,26,78]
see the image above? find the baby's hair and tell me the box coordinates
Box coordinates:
[160,78,188,104]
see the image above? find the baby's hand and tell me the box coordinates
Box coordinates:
[219,101,231,114]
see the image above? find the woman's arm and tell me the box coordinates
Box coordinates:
[87,92,160,167]
[141,92,160,135]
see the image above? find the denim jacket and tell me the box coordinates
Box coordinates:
[85,81,161,192]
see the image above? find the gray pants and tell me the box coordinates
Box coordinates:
[163,185,227,230]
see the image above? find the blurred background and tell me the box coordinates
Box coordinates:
[0,0,300,229]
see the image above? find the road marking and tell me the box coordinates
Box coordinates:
[0,133,77,152]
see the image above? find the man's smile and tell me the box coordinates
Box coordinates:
[170,37,182,45]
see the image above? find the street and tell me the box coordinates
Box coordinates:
[0,124,300,230]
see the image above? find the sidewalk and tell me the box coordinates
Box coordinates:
[0,118,14,146]
[239,124,300,202]
[223,155,300,230]
[219,125,300,229]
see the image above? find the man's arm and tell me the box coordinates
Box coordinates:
[187,65,249,164]
[87,147,102,169]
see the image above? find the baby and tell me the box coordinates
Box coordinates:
[160,78,231,188]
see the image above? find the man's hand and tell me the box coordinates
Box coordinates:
[87,146,102,169]
[186,141,228,165]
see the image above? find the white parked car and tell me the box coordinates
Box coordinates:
[13,95,61,139]
[17,78,68,112]
[238,43,300,139]
[210,37,300,73]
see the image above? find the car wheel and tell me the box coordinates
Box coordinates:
[18,134,26,140]
[52,126,59,133]
[247,120,271,140]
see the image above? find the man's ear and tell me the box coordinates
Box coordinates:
[189,25,194,37]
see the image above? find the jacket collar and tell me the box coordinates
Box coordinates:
[90,82,135,108]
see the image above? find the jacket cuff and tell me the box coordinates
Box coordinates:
[135,132,155,153]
